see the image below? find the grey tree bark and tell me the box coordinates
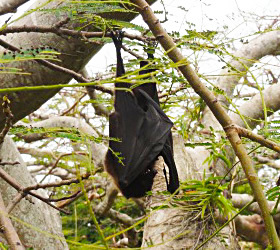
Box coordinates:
[0,0,29,15]
[0,136,68,249]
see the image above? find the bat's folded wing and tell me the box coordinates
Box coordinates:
[110,90,173,188]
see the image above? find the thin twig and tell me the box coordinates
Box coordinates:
[39,152,87,183]
[0,39,113,94]
[0,96,14,144]
[158,86,186,98]
[60,92,87,116]
[25,172,90,191]
[0,192,24,250]
[227,124,280,154]
[121,44,144,60]
[57,185,99,208]
[48,191,81,202]
[6,193,27,214]
[0,167,69,214]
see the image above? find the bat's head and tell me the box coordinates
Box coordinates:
[119,168,157,198]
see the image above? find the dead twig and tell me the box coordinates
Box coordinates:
[0,96,14,144]
[0,166,69,214]
[0,192,24,250]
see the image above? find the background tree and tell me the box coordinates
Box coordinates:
[0,0,280,249]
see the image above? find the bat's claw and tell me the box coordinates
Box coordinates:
[111,30,124,49]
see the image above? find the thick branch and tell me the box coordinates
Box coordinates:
[202,30,280,129]
[0,136,68,249]
[0,26,150,42]
[236,125,280,153]
[231,82,280,128]
[0,166,68,214]
[0,0,29,15]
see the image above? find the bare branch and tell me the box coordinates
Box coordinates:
[0,166,69,214]
[0,96,14,144]
[225,124,280,154]
[82,68,111,117]
[39,152,87,183]
[57,185,100,208]
[0,38,113,95]
[24,172,91,191]
[0,0,30,15]
[231,82,280,128]
[18,146,55,158]
[60,92,87,116]
[0,26,151,43]
[0,192,24,250]
[95,182,118,216]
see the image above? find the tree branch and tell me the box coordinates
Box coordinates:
[0,166,69,214]
[0,192,24,250]
[0,0,29,15]
[0,38,113,95]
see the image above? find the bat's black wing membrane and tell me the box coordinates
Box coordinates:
[137,89,179,194]
[137,61,180,194]
[108,89,173,191]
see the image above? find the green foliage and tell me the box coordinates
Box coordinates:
[202,132,232,168]
[61,195,143,247]
[234,183,252,195]
[180,172,235,219]
[260,119,280,141]
[185,29,218,41]
[0,46,58,63]
[0,46,59,74]
[266,186,280,215]
[10,125,103,144]
[0,242,8,249]
[52,1,144,34]
[62,199,104,245]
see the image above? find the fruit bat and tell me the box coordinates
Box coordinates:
[105,31,179,198]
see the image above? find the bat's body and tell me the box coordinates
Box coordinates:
[105,32,179,198]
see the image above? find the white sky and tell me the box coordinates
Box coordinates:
[1,0,278,74]
[88,0,279,74]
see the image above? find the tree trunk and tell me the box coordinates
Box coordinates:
[141,135,240,249]
[0,136,68,249]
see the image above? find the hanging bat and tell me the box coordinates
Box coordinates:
[105,31,179,198]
